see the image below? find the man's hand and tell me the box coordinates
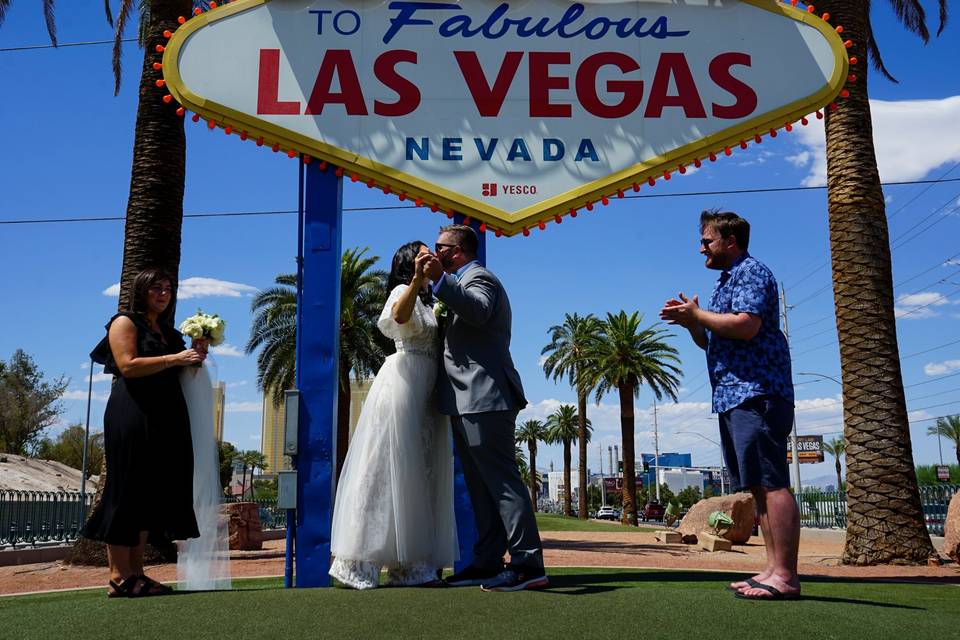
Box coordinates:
[420,253,444,282]
[659,293,700,328]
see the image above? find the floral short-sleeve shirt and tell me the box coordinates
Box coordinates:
[706,253,794,414]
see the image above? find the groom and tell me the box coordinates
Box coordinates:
[419,224,548,592]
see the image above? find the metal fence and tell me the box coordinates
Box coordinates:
[796,484,958,536]
[224,496,287,530]
[0,490,93,547]
[0,492,286,547]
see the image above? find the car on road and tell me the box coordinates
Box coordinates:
[642,500,666,521]
[595,506,620,521]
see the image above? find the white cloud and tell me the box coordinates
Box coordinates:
[102,276,257,299]
[226,380,249,389]
[792,96,960,187]
[894,291,950,319]
[226,401,261,413]
[924,359,960,376]
[80,362,89,370]
[211,343,244,357]
[62,390,111,402]
[785,151,811,167]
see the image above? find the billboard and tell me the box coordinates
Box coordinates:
[787,434,824,464]
[162,0,851,235]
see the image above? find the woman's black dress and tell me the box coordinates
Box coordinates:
[82,312,200,547]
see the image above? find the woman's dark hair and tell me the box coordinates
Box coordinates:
[387,241,433,305]
[129,267,176,325]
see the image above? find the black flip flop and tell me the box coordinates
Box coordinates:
[725,577,759,593]
[734,580,800,601]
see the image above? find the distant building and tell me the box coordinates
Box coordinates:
[212,380,226,442]
[349,378,374,438]
[546,468,590,504]
[261,395,290,476]
[260,379,376,475]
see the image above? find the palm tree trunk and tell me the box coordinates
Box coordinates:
[117,0,193,312]
[528,442,538,511]
[618,383,637,526]
[835,458,843,494]
[820,0,935,565]
[563,441,572,516]
[335,363,351,486]
[577,390,588,520]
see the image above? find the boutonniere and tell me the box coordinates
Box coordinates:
[434,300,449,320]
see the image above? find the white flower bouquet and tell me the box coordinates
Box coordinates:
[179,310,226,347]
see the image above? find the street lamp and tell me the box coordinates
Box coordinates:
[795,372,843,493]
[675,430,726,495]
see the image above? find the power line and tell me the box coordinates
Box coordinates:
[5,178,960,227]
[0,38,137,52]
[900,337,960,360]
[784,163,960,290]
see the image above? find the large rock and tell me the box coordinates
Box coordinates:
[223,502,263,551]
[945,493,960,564]
[678,493,755,544]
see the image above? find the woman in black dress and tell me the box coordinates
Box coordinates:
[82,268,204,597]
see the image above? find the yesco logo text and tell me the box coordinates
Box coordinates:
[482,183,537,197]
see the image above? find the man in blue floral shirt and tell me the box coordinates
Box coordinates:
[660,210,800,601]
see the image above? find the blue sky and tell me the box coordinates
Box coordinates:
[2,3,959,487]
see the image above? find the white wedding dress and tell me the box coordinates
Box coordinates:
[177,360,232,591]
[329,285,458,589]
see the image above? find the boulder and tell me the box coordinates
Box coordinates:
[945,492,960,564]
[223,502,263,551]
[678,493,755,544]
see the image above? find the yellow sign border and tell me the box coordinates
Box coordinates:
[164,0,849,236]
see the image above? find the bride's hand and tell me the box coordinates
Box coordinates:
[414,252,432,281]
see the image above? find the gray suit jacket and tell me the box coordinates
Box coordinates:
[434,263,527,416]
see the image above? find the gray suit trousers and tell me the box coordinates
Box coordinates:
[451,410,544,569]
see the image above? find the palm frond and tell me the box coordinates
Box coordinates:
[42,0,56,46]
[111,0,134,95]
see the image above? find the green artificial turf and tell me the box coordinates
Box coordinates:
[534,512,658,532]
[3,569,957,640]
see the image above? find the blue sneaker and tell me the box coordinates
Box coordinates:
[480,565,548,592]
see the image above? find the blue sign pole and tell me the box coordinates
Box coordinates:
[451,215,485,572]
[295,162,343,587]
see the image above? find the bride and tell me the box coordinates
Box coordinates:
[329,241,458,589]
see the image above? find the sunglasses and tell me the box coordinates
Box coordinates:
[435,243,459,253]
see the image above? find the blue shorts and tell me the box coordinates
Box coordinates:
[718,395,794,492]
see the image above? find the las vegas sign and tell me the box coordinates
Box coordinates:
[162,0,851,236]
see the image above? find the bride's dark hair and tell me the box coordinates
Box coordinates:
[387,241,433,305]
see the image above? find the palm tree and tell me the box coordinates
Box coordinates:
[823,437,846,492]
[928,415,960,466]
[542,313,603,520]
[516,419,546,510]
[247,274,297,406]
[582,312,681,526]
[246,249,390,483]
[545,405,591,517]
[817,0,947,565]
[515,444,530,486]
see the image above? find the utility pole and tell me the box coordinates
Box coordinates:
[781,283,802,495]
[599,443,606,507]
[653,398,661,502]
[613,445,620,478]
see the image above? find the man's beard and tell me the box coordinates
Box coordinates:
[439,255,455,272]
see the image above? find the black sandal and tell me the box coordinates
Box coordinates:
[138,574,174,595]
[108,576,153,598]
